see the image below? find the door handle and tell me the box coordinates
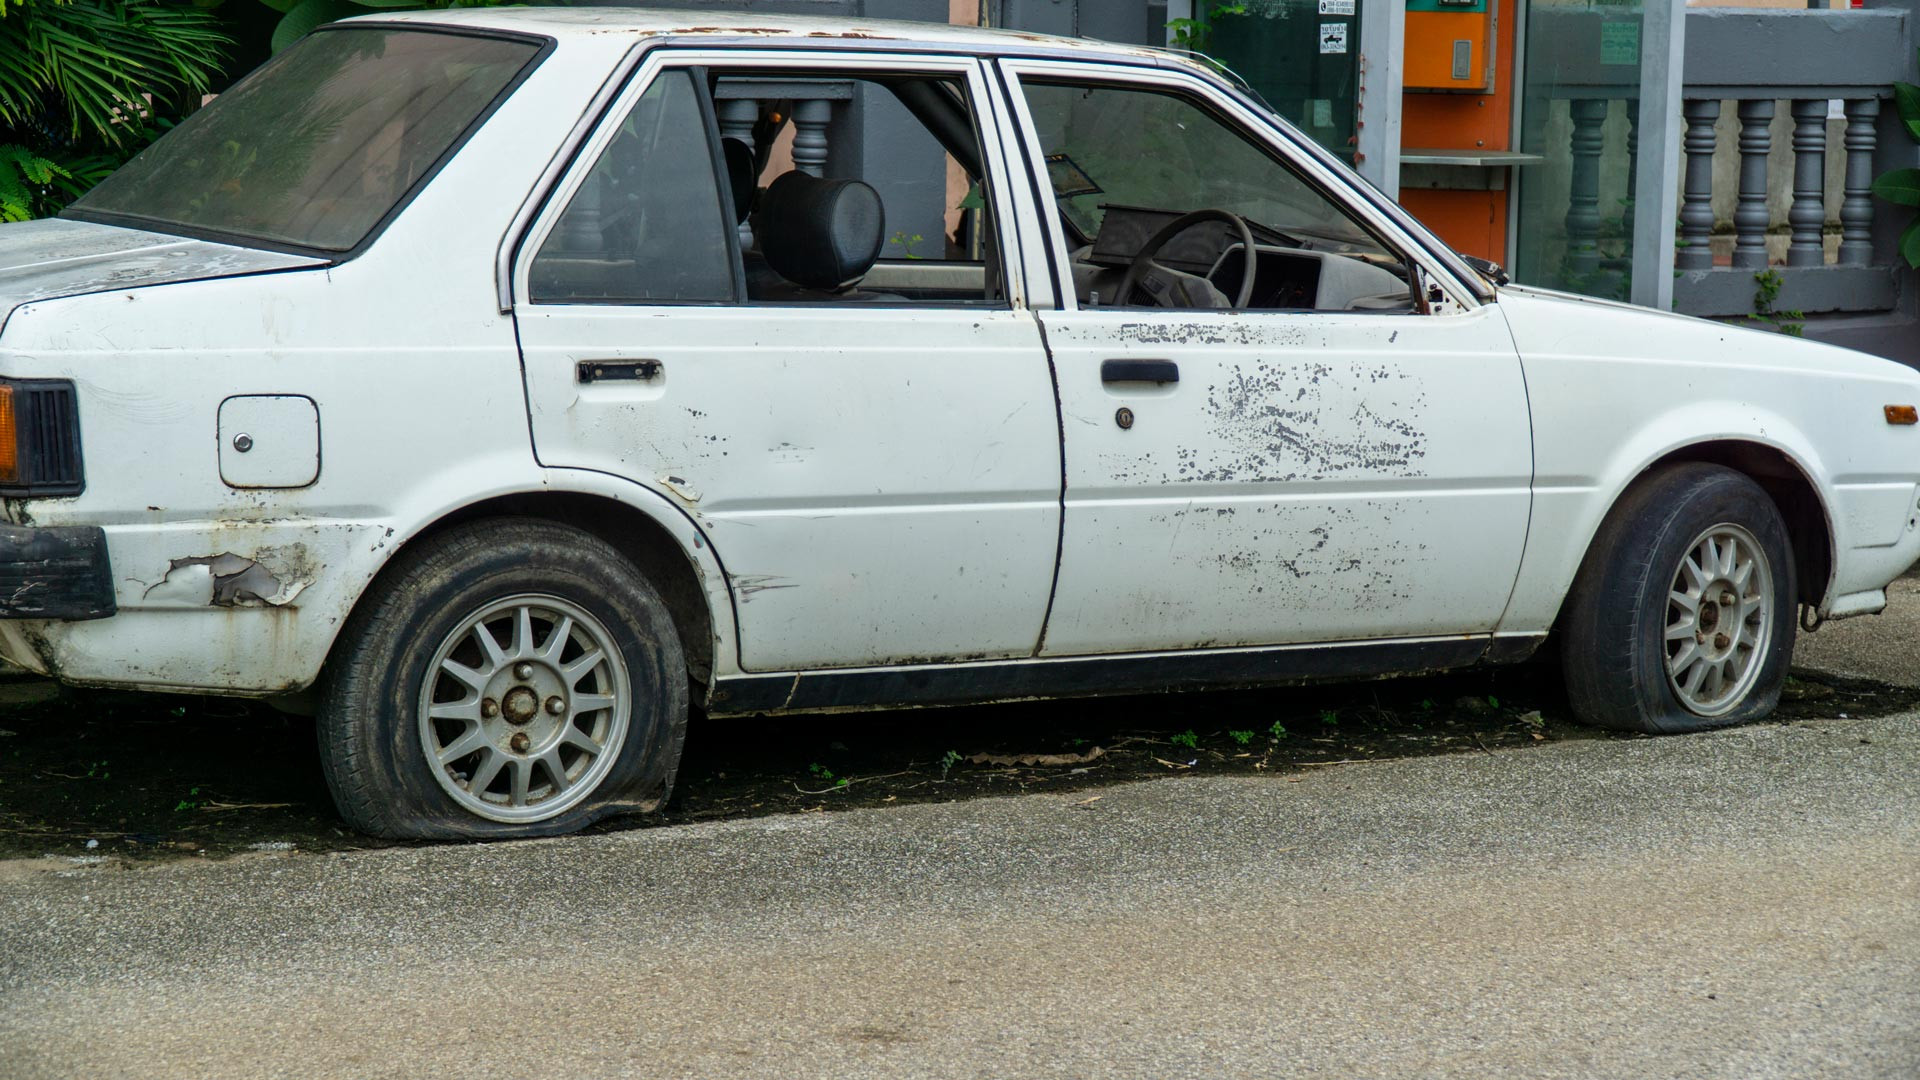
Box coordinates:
[1100,358,1179,385]
[577,359,661,383]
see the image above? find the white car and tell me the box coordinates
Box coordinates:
[0,9,1914,839]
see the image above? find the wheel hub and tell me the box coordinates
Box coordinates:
[1664,524,1773,717]
[417,594,631,824]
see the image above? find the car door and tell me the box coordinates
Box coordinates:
[510,52,1062,672]
[996,60,1534,656]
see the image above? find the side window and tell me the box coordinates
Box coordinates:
[715,72,1007,307]
[1018,80,1415,314]
[530,70,737,304]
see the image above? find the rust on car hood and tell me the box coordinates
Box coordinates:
[0,218,323,331]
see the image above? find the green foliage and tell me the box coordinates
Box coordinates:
[1165,2,1246,55]
[1227,729,1254,746]
[938,748,962,778]
[0,0,229,218]
[1268,720,1289,740]
[1875,50,1920,270]
[1169,729,1199,750]
[1318,708,1339,727]
[0,143,66,220]
[1750,269,1805,337]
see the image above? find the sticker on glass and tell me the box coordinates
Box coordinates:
[1319,23,1348,53]
[1318,0,1355,14]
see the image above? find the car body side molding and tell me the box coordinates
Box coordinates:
[707,634,1544,716]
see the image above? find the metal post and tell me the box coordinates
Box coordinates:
[1354,0,1405,199]
[1630,0,1686,309]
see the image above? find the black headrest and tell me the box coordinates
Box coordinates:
[758,171,884,292]
[721,137,755,225]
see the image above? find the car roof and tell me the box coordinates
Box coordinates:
[342,6,1182,65]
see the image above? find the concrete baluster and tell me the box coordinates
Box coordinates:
[1564,98,1609,279]
[1840,97,1881,267]
[1732,99,1775,270]
[1788,98,1828,267]
[716,98,759,246]
[1678,99,1719,270]
[791,99,832,176]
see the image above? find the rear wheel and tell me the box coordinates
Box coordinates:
[1561,463,1796,733]
[318,518,687,839]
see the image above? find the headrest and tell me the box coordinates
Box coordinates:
[758,171,884,292]
[721,137,755,225]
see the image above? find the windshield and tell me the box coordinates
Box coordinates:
[1022,81,1378,251]
[69,27,540,253]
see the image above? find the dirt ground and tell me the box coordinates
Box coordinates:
[2,655,1909,864]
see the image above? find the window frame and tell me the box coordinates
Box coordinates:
[512,47,1031,313]
[994,58,1481,317]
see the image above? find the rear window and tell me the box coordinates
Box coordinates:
[69,27,541,253]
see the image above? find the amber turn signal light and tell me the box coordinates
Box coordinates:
[0,383,16,485]
[1887,405,1919,426]
[0,378,82,496]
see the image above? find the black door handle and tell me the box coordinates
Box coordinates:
[1101,358,1179,384]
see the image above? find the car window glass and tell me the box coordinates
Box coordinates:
[530,70,737,305]
[715,72,1007,307]
[1019,79,1413,314]
[71,28,539,253]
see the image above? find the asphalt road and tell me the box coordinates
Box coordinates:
[2,706,1915,1079]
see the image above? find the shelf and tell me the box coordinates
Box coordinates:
[1399,149,1547,167]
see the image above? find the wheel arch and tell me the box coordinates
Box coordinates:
[318,483,736,709]
[1636,439,1833,609]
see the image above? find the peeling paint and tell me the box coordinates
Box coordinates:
[141,551,311,607]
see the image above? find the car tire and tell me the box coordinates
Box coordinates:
[317,517,688,839]
[1561,463,1796,734]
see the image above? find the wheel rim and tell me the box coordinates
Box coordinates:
[418,594,630,824]
[1663,523,1773,717]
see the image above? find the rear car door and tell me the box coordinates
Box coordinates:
[511,51,1062,672]
[996,60,1534,656]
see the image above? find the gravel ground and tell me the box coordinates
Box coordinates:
[1,708,1914,1080]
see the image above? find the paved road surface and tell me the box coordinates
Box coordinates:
[2,708,1914,1079]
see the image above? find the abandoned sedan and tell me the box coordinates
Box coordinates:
[0,11,1915,839]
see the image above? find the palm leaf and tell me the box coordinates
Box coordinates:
[271,0,363,54]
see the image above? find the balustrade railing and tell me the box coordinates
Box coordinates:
[1527,8,1910,322]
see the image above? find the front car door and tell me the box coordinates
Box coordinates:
[996,60,1534,656]
[511,50,1062,672]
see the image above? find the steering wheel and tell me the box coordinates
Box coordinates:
[1115,208,1258,309]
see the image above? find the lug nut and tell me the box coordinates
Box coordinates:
[545,695,566,716]
[1714,633,1731,650]
[481,698,499,719]
[513,662,534,681]
[509,732,530,754]
[1720,590,1737,606]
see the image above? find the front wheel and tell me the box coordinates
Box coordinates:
[317,518,688,839]
[1561,463,1797,734]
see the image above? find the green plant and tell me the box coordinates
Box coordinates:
[173,784,200,811]
[1869,50,1920,268]
[938,749,962,778]
[1165,2,1247,56]
[1750,269,1805,337]
[1268,720,1289,739]
[889,230,926,259]
[1318,709,1339,727]
[1227,729,1254,746]
[1169,729,1199,749]
[0,0,228,218]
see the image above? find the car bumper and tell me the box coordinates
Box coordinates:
[0,524,115,620]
